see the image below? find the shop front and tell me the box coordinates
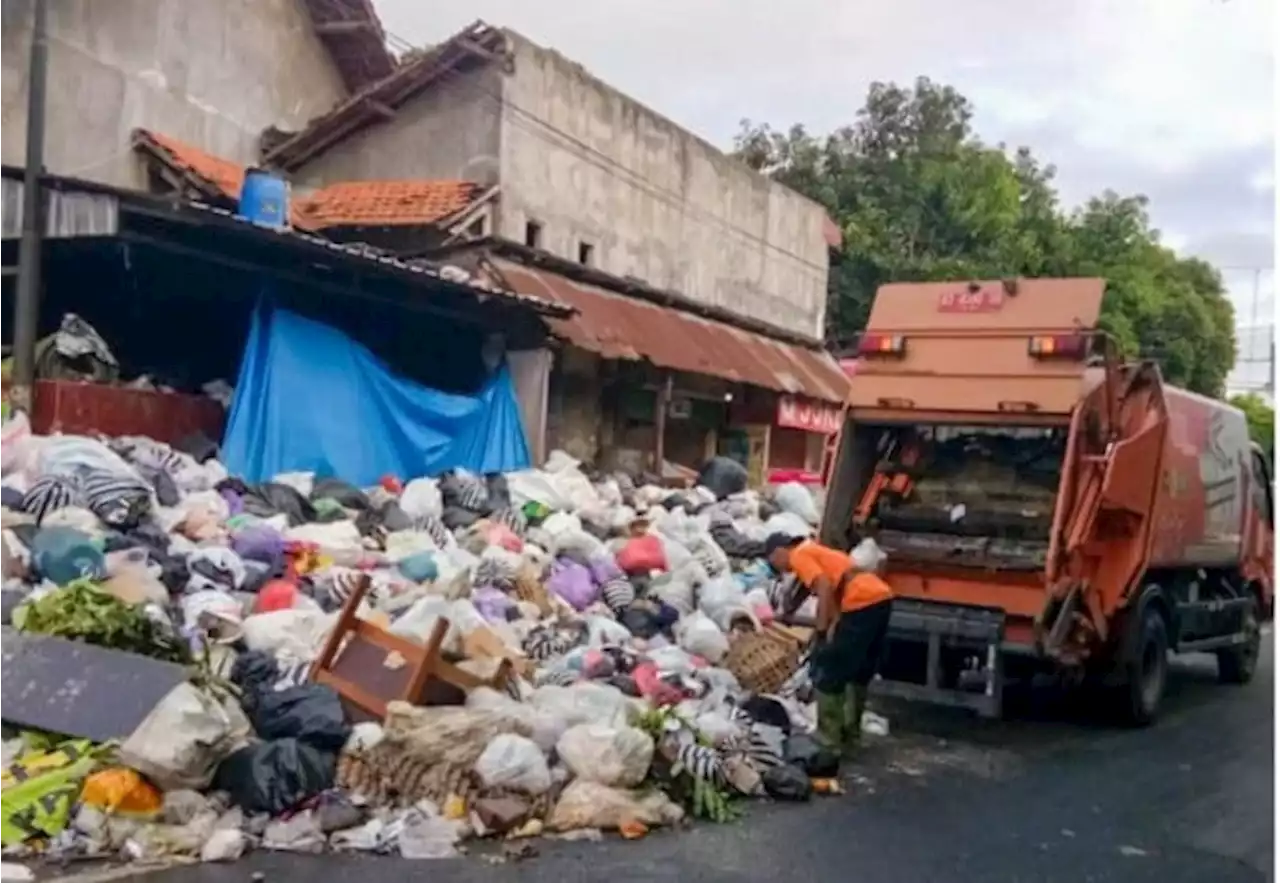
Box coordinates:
[721,390,844,488]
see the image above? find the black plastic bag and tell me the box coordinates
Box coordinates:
[176,432,219,464]
[485,472,513,511]
[215,739,337,814]
[242,482,316,526]
[230,650,282,700]
[249,683,350,750]
[697,457,748,500]
[784,733,840,778]
[311,478,369,511]
[741,696,793,736]
[441,505,482,531]
[762,764,813,801]
[378,501,413,532]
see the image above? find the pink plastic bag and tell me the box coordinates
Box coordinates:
[616,535,667,576]
[485,522,524,554]
[632,662,687,707]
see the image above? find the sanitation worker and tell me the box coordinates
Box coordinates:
[766,534,894,758]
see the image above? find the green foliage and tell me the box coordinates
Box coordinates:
[1230,393,1275,460]
[635,707,742,823]
[734,77,1238,397]
[13,579,191,664]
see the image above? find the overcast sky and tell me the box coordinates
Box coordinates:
[376,0,1275,389]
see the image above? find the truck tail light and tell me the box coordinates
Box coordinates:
[1028,334,1089,359]
[859,334,907,356]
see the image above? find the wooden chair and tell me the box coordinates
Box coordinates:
[309,574,512,723]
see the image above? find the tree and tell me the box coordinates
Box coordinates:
[735,78,1238,396]
[1230,393,1275,461]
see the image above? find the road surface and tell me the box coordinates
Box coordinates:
[123,639,1276,883]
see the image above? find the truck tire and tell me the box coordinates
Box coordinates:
[1118,605,1169,727]
[1217,600,1261,685]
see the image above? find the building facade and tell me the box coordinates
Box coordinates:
[0,0,378,190]
[6,10,849,480]
[262,22,848,478]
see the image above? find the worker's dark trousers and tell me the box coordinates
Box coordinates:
[811,599,892,757]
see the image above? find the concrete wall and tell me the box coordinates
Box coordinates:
[293,63,505,188]
[545,347,604,464]
[497,32,830,340]
[1,0,345,190]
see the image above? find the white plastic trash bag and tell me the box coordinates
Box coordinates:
[698,575,752,633]
[763,511,813,540]
[530,683,632,729]
[548,781,683,832]
[117,682,251,791]
[675,610,729,664]
[399,478,444,520]
[774,481,821,525]
[474,734,552,795]
[555,724,654,788]
[851,537,888,572]
[466,687,566,753]
[241,608,334,662]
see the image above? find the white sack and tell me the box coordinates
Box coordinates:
[555,724,654,788]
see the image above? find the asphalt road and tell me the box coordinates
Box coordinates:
[131,638,1275,883]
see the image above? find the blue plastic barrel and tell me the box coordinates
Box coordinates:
[239,168,290,229]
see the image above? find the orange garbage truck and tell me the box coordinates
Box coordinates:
[822,277,1274,724]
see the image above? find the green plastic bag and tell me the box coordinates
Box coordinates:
[1,739,100,846]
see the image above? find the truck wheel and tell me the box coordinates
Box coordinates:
[1217,600,1261,685]
[1119,606,1169,727]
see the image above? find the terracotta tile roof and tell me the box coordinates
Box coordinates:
[295,180,480,229]
[132,130,482,231]
[133,130,248,204]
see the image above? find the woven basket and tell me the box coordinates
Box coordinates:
[724,623,804,695]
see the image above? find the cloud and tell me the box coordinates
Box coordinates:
[374,0,1275,338]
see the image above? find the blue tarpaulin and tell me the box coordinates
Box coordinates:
[222,303,531,485]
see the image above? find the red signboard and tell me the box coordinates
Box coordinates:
[938,288,1004,313]
[776,396,843,435]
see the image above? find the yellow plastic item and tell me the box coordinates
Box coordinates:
[1,740,98,846]
[442,794,468,820]
[810,777,845,795]
[80,768,163,817]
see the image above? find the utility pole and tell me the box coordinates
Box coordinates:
[11,0,49,415]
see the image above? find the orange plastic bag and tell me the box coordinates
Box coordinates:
[80,768,162,817]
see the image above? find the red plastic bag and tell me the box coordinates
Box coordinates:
[254,579,300,613]
[615,535,667,576]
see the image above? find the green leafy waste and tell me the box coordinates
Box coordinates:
[636,707,743,824]
[12,579,190,664]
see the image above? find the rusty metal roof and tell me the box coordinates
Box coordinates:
[301,0,395,92]
[497,261,851,403]
[264,21,504,171]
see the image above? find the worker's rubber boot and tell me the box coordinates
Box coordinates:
[842,684,868,760]
[815,689,847,752]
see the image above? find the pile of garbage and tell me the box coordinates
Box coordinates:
[0,418,882,868]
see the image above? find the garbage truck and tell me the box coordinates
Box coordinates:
[821,277,1274,724]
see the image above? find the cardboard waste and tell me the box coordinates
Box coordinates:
[0,417,887,869]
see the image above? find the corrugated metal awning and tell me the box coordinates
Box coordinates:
[497,261,851,404]
[2,178,118,240]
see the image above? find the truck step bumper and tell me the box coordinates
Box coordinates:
[872,599,1008,719]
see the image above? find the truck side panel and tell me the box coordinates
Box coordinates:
[1150,387,1251,569]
